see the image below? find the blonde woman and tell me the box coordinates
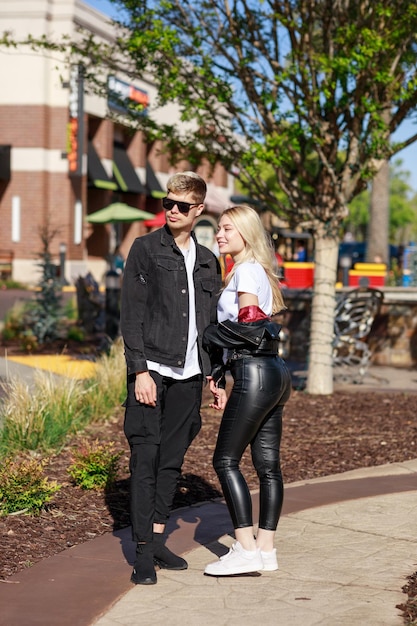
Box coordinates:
[203,205,291,576]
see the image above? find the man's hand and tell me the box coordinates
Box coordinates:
[135,371,157,406]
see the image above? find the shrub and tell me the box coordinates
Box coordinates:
[66,324,85,342]
[1,301,33,343]
[68,440,122,490]
[0,279,26,289]
[0,456,60,516]
[19,330,39,353]
[1,302,40,351]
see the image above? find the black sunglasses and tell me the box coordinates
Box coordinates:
[162,197,201,214]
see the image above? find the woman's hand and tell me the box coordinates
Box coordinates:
[207,376,227,411]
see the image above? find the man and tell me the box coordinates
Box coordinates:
[120,171,222,585]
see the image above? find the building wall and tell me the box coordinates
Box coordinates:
[0,0,234,285]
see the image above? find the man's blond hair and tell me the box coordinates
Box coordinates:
[166,171,207,204]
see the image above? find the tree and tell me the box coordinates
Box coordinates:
[106,0,417,394]
[4,0,417,393]
[27,222,63,346]
[388,165,417,244]
[346,160,417,248]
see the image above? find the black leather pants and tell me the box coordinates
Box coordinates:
[213,355,292,531]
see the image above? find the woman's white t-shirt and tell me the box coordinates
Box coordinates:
[218,261,272,322]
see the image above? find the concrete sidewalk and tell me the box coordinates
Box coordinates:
[88,460,417,626]
[0,461,416,626]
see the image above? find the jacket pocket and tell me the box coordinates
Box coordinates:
[200,278,216,294]
[156,257,182,291]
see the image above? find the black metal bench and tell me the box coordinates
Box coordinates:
[332,287,384,383]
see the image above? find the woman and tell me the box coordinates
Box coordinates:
[203,205,292,576]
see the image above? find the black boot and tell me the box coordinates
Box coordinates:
[153,532,188,570]
[131,542,157,585]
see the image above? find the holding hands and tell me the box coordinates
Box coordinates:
[207,376,227,411]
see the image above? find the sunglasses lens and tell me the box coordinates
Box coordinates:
[162,198,193,213]
[177,202,191,213]
[162,198,174,210]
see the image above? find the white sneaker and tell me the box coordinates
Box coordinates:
[204,542,263,576]
[261,548,278,571]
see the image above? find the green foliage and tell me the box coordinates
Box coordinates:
[1,301,31,340]
[63,296,78,321]
[0,279,26,289]
[67,440,122,490]
[1,302,39,351]
[18,330,39,353]
[83,0,417,236]
[0,339,126,456]
[0,224,68,349]
[0,456,60,516]
[388,166,417,242]
[386,257,403,286]
[6,1,417,233]
[28,222,63,345]
[66,325,86,342]
[346,190,370,240]
[1,298,85,352]
[345,159,417,243]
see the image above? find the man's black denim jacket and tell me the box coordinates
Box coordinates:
[120,225,222,378]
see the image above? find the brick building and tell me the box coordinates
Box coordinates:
[0,0,233,285]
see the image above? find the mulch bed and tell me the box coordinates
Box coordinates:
[1,376,417,622]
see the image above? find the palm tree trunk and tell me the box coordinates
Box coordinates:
[367,160,390,264]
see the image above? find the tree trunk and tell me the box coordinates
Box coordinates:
[367,160,389,263]
[306,234,339,395]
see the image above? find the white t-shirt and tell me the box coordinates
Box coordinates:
[218,261,272,322]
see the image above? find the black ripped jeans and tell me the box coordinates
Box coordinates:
[213,355,292,531]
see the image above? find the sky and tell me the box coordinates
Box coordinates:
[84,0,119,19]
[84,0,417,194]
[391,124,417,194]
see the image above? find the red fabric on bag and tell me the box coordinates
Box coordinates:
[238,305,270,323]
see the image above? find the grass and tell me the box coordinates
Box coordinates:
[0,339,126,457]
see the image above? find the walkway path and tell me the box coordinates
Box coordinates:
[0,459,416,626]
[0,356,416,625]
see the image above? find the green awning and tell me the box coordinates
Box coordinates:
[86,203,154,223]
[87,142,117,190]
[113,145,146,194]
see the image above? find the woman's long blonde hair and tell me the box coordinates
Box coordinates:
[221,205,286,314]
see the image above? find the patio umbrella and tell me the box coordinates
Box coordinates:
[143,211,166,228]
[86,203,154,224]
